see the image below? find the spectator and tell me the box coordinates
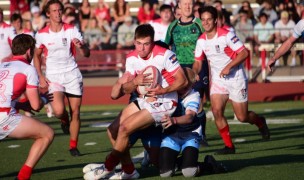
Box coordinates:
[217,10,234,32]
[163,0,178,8]
[173,5,182,20]
[274,10,296,66]
[0,8,16,62]
[137,0,155,24]
[10,0,30,18]
[117,16,137,49]
[253,12,274,66]
[285,0,301,23]
[79,0,92,32]
[10,13,34,37]
[235,9,254,43]
[193,1,204,18]
[232,1,256,25]
[213,0,232,26]
[94,0,111,28]
[62,6,77,25]
[112,0,130,30]
[254,0,278,24]
[84,18,103,50]
[31,6,46,32]
[149,4,174,42]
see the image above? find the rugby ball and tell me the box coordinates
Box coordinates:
[137,66,161,95]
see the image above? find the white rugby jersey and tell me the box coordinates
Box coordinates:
[35,23,83,75]
[126,45,180,102]
[149,19,169,42]
[0,23,16,62]
[292,19,304,39]
[0,56,38,109]
[195,27,247,81]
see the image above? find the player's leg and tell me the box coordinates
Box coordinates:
[8,115,54,179]
[210,93,235,154]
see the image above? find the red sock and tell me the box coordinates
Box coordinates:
[219,125,234,148]
[17,164,32,180]
[122,163,135,174]
[254,117,264,128]
[70,139,77,149]
[105,152,120,171]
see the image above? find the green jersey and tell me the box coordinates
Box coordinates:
[165,17,204,65]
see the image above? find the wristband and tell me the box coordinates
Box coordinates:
[41,96,48,104]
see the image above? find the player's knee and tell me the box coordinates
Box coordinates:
[236,115,247,122]
[118,123,131,136]
[211,108,222,117]
[160,170,174,177]
[182,167,199,177]
[44,126,54,143]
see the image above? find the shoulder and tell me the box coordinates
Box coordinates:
[37,25,50,34]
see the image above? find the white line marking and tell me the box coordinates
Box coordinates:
[8,145,20,148]
[85,142,97,146]
[228,119,302,125]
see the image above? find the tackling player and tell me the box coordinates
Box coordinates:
[34,0,90,156]
[195,6,270,154]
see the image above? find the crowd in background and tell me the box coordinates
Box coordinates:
[7,0,304,66]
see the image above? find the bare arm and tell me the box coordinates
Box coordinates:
[220,48,248,78]
[72,38,90,57]
[161,109,196,129]
[111,72,134,100]
[34,48,49,88]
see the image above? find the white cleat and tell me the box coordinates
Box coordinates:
[83,164,113,180]
[109,169,140,179]
[83,163,103,174]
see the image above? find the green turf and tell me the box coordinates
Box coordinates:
[0,101,303,179]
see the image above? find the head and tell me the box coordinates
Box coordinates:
[199,6,218,33]
[10,13,23,31]
[174,5,182,19]
[134,24,155,59]
[159,4,173,23]
[44,0,64,22]
[124,16,133,25]
[193,2,204,18]
[238,9,249,21]
[178,0,194,18]
[258,13,268,24]
[280,11,289,24]
[31,6,40,16]
[217,10,225,27]
[178,67,196,94]
[12,34,36,63]
[213,0,223,11]
[241,1,251,10]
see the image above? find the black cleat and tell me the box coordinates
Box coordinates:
[214,146,235,155]
[259,117,270,140]
[69,148,81,156]
[61,121,70,134]
[204,155,228,174]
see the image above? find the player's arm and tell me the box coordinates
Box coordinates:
[34,47,50,88]
[267,35,297,71]
[161,109,196,129]
[111,72,134,100]
[220,48,248,78]
[25,88,48,111]
[121,73,151,94]
[72,38,90,57]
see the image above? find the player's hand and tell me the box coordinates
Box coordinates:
[72,38,84,48]
[39,76,49,89]
[195,74,200,82]
[267,58,276,72]
[161,114,174,129]
[118,72,134,84]
[220,67,230,78]
[15,101,37,114]
[40,91,54,104]
[146,84,164,96]
[133,73,152,86]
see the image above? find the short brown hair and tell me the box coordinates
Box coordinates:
[44,0,64,14]
[12,34,36,56]
[134,24,155,41]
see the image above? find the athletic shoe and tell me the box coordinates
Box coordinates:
[69,148,81,157]
[83,164,113,180]
[259,116,270,140]
[45,103,54,118]
[83,163,103,173]
[61,121,70,134]
[214,146,235,155]
[141,150,150,168]
[109,169,140,179]
[204,155,228,174]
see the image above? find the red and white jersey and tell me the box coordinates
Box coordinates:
[21,28,34,37]
[35,23,83,75]
[0,23,16,62]
[126,45,180,102]
[195,27,247,81]
[149,19,169,42]
[0,56,38,109]
[292,19,304,38]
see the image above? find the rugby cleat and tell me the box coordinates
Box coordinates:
[69,148,81,157]
[108,169,140,179]
[214,146,235,155]
[83,163,103,173]
[259,116,270,140]
[204,155,228,174]
[83,164,113,180]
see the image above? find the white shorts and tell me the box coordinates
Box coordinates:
[47,68,83,96]
[210,79,248,103]
[137,98,177,126]
[0,112,22,140]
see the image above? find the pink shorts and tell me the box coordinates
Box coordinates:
[210,79,248,103]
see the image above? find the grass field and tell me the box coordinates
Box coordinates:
[0,101,304,180]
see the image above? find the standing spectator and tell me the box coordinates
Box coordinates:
[112,0,130,30]
[149,4,173,42]
[213,0,232,26]
[11,13,34,37]
[79,0,92,32]
[31,6,46,33]
[165,0,208,145]
[117,16,137,50]
[0,33,54,180]
[253,13,274,66]
[274,10,296,66]
[234,9,254,43]
[0,8,16,62]
[195,6,270,155]
[34,0,90,157]
[137,0,155,24]
[94,0,111,28]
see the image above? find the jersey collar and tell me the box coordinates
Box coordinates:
[11,55,30,65]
